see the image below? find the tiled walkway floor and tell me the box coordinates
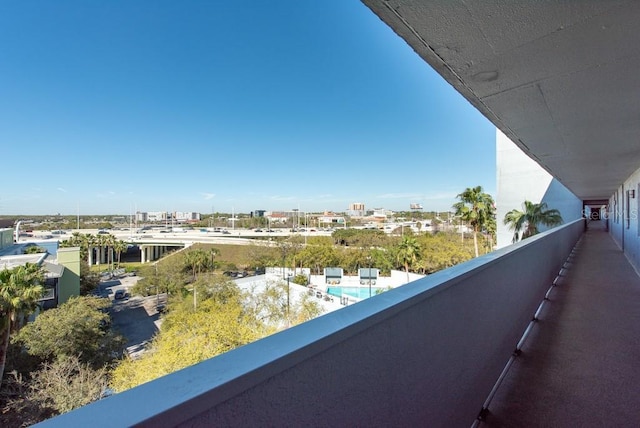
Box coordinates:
[484,221,640,427]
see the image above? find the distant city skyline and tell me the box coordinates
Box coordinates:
[7,205,457,218]
[0,1,496,216]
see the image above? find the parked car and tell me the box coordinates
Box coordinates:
[114,289,127,300]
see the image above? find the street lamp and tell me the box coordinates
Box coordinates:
[282,247,286,280]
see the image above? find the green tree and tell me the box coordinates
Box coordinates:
[396,235,421,282]
[183,248,217,281]
[28,354,110,415]
[93,234,108,273]
[100,233,116,272]
[112,239,128,268]
[503,200,564,243]
[131,258,189,297]
[183,249,220,309]
[453,186,496,257]
[79,261,100,295]
[297,243,340,275]
[14,296,124,368]
[246,243,278,271]
[0,264,44,383]
[483,213,497,253]
[244,278,322,329]
[414,232,473,274]
[332,229,387,248]
[110,293,270,392]
[60,232,95,266]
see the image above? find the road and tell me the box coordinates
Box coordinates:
[19,227,335,247]
[102,275,166,358]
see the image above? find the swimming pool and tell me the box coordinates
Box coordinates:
[326,286,383,300]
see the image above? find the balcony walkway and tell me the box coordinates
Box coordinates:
[484,220,640,426]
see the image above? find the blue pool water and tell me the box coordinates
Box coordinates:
[327,286,383,300]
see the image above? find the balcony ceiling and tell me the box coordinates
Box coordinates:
[362,1,640,200]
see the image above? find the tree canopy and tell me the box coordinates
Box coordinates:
[504,200,563,242]
[0,263,44,383]
[14,296,124,369]
[110,281,271,391]
[453,186,496,257]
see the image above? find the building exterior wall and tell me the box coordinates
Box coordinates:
[496,130,583,248]
[175,212,200,222]
[147,211,168,222]
[0,229,13,249]
[347,203,365,217]
[609,165,640,274]
[56,247,80,304]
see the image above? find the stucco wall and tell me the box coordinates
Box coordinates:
[610,165,640,274]
[57,247,80,304]
[496,130,583,248]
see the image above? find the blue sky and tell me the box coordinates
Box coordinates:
[0,1,495,216]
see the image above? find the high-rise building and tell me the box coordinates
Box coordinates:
[347,202,365,217]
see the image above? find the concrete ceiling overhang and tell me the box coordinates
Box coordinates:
[362,1,640,200]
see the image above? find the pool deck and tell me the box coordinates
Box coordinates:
[311,272,423,304]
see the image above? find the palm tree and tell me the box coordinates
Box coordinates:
[453,186,496,257]
[93,234,108,271]
[503,200,564,243]
[183,248,218,310]
[397,235,421,282]
[61,232,89,263]
[101,234,116,273]
[184,249,211,281]
[483,213,497,253]
[113,239,128,268]
[0,263,45,382]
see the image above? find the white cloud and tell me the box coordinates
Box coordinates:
[57,187,67,193]
[202,192,215,200]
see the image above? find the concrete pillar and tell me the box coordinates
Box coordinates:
[140,245,146,263]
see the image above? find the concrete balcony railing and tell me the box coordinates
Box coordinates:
[39,220,585,427]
